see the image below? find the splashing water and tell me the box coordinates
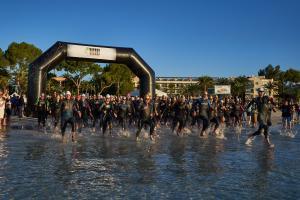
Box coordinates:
[0,119,299,199]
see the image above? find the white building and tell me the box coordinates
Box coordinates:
[246,75,276,97]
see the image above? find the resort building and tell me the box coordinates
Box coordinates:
[246,75,276,98]
[133,76,199,95]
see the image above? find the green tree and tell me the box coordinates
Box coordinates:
[277,69,300,99]
[155,84,161,90]
[4,42,42,93]
[99,64,134,95]
[80,80,95,94]
[197,76,214,92]
[284,86,300,101]
[58,61,101,95]
[0,48,10,88]
[91,70,114,95]
[182,84,202,96]
[258,64,281,79]
[46,71,62,94]
[215,77,232,85]
[231,76,249,97]
[276,71,286,98]
[284,68,300,84]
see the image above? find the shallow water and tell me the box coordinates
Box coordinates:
[0,122,299,199]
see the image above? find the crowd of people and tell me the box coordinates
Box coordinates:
[0,88,299,147]
[0,90,27,129]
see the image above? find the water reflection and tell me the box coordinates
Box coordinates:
[100,138,113,158]
[0,131,9,159]
[54,147,72,185]
[168,137,187,177]
[0,130,9,193]
[135,143,156,184]
[193,138,224,176]
[24,141,47,160]
[136,155,156,183]
[0,125,299,199]
[169,137,186,164]
[258,148,274,173]
[253,148,275,199]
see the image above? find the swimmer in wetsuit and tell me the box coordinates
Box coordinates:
[245,88,275,147]
[136,94,156,141]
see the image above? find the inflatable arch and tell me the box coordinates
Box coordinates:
[28,41,155,109]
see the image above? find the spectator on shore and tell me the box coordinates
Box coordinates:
[281,99,293,130]
[18,94,25,118]
[0,90,6,129]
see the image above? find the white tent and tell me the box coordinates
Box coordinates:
[130,89,168,97]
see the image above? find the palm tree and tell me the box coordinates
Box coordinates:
[215,77,232,85]
[182,84,201,96]
[264,81,277,96]
[197,76,214,92]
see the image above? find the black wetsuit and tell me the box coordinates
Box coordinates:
[159,99,168,125]
[223,101,231,124]
[210,101,220,129]
[217,102,225,122]
[248,96,272,139]
[133,99,143,125]
[90,99,100,128]
[61,99,77,136]
[118,103,129,130]
[100,103,114,134]
[136,101,155,137]
[232,102,242,125]
[153,99,161,126]
[184,100,193,127]
[193,98,210,133]
[36,98,48,127]
[281,104,292,119]
[126,99,134,125]
[50,99,62,128]
[172,101,187,133]
[79,99,92,129]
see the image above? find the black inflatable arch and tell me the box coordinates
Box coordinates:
[28,41,155,109]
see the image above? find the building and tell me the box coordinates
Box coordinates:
[246,75,276,98]
[134,75,277,97]
[132,76,199,95]
[156,77,199,95]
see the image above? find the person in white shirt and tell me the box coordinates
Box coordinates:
[0,90,6,129]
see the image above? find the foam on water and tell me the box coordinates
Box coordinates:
[215,128,227,140]
[279,129,297,138]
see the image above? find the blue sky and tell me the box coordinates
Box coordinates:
[1,0,299,77]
